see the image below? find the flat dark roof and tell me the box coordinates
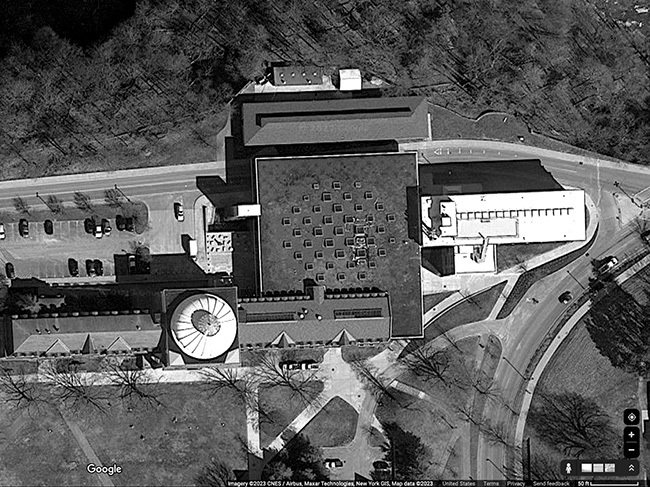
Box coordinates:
[242,96,429,146]
[255,152,423,338]
[419,160,563,195]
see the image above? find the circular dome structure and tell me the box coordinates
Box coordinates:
[170,294,237,360]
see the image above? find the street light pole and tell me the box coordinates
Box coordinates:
[114,184,132,203]
[566,269,586,290]
[35,192,52,211]
[502,356,528,380]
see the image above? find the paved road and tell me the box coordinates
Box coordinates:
[402,140,650,480]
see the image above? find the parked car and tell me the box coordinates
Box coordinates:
[84,218,95,234]
[94,259,104,276]
[300,360,319,370]
[18,219,29,237]
[324,459,343,469]
[116,214,126,231]
[642,230,650,244]
[372,460,390,471]
[558,291,573,304]
[597,256,618,274]
[68,258,79,277]
[86,259,96,277]
[280,361,300,371]
[5,262,15,279]
[44,219,54,235]
[174,202,185,222]
[125,217,135,232]
[128,255,136,274]
[94,222,103,239]
[101,219,111,237]
[0,223,5,240]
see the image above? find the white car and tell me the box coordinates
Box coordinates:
[597,256,618,274]
[174,202,185,222]
[0,223,5,240]
[94,223,103,239]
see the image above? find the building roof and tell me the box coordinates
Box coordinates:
[10,313,159,356]
[13,331,161,357]
[238,292,390,345]
[255,153,423,338]
[422,190,586,246]
[241,96,428,146]
[272,65,324,86]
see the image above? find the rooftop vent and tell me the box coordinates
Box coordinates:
[312,182,320,190]
[332,181,342,190]
[337,273,346,281]
[282,217,291,226]
[304,240,314,248]
[293,228,302,237]
[313,227,324,237]
[326,261,335,269]
[364,191,373,199]
[305,262,315,271]
[368,260,377,269]
[292,206,301,214]
[375,202,385,211]
[343,192,352,201]
[335,249,345,259]
[358,272,367,280]
[333,204,343,213]
[334,226,345,236]
[355,204,363,212]
[387,214,396,222]
[367,237,376,246]
[294,251,303,260]
[322,192,332,202]
[283,241,293,249]
[313,205,322,213]
[377,225,386,234]
[389,237,396,244]
[354,181,362,188]
[324,238,335,248]
[344,237,355,246]
[315,250,324,259]
[347,261,356,269]
[303,216,312,225]
[316,273,325,282]
[323,215,334,225]
[344,215,355,224]
[302,195,310,202]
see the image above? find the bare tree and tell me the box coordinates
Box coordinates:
[253,351,323,407]
[401,347,450,385]
[104,360,164,409]
[104,188,124,208]
[529,453,565,481]
[480,419,512,447]
[195,458,235,487]
[199,366,257,407]
[456,402,481,426]
[43,361,108,414]
[13,196,30,215]
[73,192,93,213]
[0,367,46,411]
[46,195,65,214]
[351,359,398,402]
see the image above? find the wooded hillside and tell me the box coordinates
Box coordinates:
[1,0,649,179]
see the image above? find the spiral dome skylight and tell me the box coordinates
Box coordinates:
[170,294,237,360]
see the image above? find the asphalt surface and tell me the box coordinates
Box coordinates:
[403,140,650,480]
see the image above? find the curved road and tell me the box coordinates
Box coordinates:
[402,140,650,480]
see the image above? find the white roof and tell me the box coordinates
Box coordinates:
[422,190,586,246]
[339,69,362,91]
[170,294,237,359]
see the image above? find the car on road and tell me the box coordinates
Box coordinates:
[68,258,79,277]
[94,222,103,239]
[597,256,618,274]
[324,459,343,469]
[174,202,185,222]
[5,262,15,279]
[94,259,104,276]
[642,230,650,244]
[86,259,96,277]
[372,460,390,471]
[19,219,29,238]
[125,217,135,232]
[280,361,300,371]
[101,219,111,237]
[558,291,573,304]
[84,218,95,234]
[44,219,54,235]
[0,223,5,240]
[116,215,126,231]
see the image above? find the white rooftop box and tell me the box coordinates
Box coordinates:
[339,69,362,91]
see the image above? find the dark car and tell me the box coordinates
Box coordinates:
[125,217,135,232]
[84,218,95,234]
[101,219,111,236]
[116,214,126,231]
[68,258,79,277]
[559,291,573,304]
[372,460,390,471]
[94,259,104,276]
[85,259,96,277]
[44,219,54,235]
[128,255,136,274]
[5,262,15,279]
[18,219,29,237]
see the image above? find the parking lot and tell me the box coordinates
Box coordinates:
[0,189,207,283]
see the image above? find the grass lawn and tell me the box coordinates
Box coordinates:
[0,382,247,486]
[300,396,358,447]
[441,436,463,479]
[525,321,649,474]
[258,381,325,449]
[496,242,566,273]
[423,291,456,314]
[341,344,387,363]
[376,388,454,478]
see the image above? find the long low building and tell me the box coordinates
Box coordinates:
[241,95,429,146]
